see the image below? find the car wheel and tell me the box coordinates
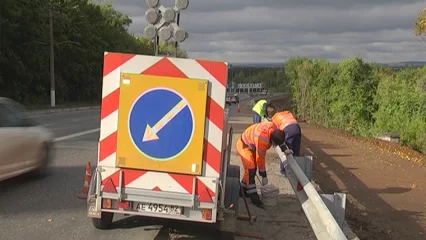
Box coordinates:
[32,142,52,177]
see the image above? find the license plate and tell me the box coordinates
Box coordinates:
[134,203,182,215]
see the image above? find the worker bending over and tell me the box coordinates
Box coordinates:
[237,122,285,208]
[252,99,275,123]
[271,110,302,175]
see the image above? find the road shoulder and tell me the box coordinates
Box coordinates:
[300,122,426,240]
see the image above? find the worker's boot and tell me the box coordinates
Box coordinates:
[248,193,264,209]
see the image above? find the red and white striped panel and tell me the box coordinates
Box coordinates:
[98,52,228,198]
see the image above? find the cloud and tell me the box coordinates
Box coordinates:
[106,0,426,63]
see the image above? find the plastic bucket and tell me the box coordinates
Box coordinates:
[260,184,279,207]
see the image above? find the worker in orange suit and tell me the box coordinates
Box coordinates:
[237,122,285,208]
[271,110,302,175]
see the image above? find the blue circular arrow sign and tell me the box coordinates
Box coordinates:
[129,88,195,161]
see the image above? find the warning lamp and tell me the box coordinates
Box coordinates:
[144,25,157,39]
[174,27,188,42]
[145,8,160,24]
[175,0,189,10]
[118,200,130,210]
[159,26,173,41]
[146,0,160,8]
[202,209,212,220]
[102,199,112,209]
[162,8,176,23]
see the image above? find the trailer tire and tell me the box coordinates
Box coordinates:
[226,164,241,180]
[92,212,114,230]
[217,177,240,240]
[224,177,240,213]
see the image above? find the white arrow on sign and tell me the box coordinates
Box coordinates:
[142,99,188,142]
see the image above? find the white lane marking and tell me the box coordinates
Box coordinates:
[41,116,99,128]
[53,128,100,142]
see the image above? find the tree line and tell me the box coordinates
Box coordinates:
[284,56,426,153]
[0,0,187,105]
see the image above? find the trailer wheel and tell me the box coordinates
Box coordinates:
[92,212,114,230]
[218,176,240,240]
[226,164,241,180]
[225,177,240,212]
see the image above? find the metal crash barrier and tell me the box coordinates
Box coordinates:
[275,147,349,240]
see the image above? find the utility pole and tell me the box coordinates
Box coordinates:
[22,3,79,107]
[49,7,55,107]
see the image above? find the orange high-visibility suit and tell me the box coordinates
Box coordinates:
[237,122,275,195]
[271,111,301,175]
[272,111,298,131]
[271,110,301,154]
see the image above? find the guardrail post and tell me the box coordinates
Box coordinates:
[320,193,347,229]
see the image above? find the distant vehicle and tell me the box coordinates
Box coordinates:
[0,97,54,181]
[226,96,237,105]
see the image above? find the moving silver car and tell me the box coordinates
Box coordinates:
[0,97,54,181]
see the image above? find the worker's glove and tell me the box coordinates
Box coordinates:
[262,176,268,186]
[284,148,294,156]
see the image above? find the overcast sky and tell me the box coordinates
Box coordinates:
[106,0,426,63]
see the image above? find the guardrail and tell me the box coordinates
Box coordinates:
[275,147,350,240]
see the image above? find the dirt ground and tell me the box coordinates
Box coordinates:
[228,117,316,240]
[269,97,426,240]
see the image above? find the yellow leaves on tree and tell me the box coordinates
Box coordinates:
[413,7,426,37]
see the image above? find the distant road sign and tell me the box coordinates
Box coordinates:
[129,88,194,161]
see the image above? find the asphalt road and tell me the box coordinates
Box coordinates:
[0,104,240,240]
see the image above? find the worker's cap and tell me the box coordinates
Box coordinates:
[270,129,285,146]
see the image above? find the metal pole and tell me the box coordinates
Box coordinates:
[153,38,157,56]
[155,35,159,56]
[174,12,180,58]
[49,7,55,107]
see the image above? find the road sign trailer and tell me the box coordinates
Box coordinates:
[87,52,240,238]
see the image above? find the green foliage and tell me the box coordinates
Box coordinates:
[373,67,426,152]
[0,0,187,105]
[286,56,426,153]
